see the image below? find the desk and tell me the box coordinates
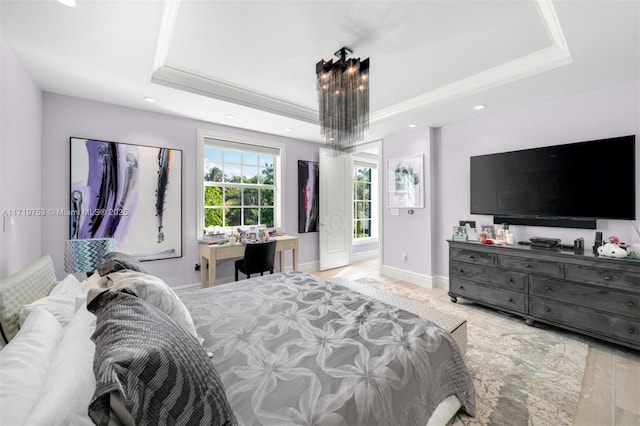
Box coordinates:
[199,235,299,287]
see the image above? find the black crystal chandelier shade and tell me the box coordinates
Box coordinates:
[316,47,370,153]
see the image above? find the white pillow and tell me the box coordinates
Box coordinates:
[0,309,64,426]
[84,272,102,290]
[19,274,85,327]
[102,270,199,340]
[24,305,97,425]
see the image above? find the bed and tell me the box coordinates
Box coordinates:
[0,254,475,426]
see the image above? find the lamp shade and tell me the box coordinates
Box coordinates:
[64,238,116,273]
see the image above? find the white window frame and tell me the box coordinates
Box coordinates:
[352,158,378,244]
[197,129,285,238]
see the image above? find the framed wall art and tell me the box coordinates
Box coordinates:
[298,160,319,233]
[70,137,183,260]
[387,154,424,208]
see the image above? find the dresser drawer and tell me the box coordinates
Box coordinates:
[530,276,640,319]
[450,260,528,291]
[450,277,526,313]
[565,264,640,291]
[530,296,640,348]
[498,255,563,277]
[449,247,497,267]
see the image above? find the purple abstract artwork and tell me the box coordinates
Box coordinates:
[298,160,319,233]
[70,138,182,260]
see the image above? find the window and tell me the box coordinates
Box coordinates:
[197,130,284,236]
[353,161,377,240]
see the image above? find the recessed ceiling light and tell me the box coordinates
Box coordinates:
[226,115,235,119]
[143,97,156,103]
[408,124,417,128]
[285,128,293,132]
[473,104,486,110]
[57,0,77,6]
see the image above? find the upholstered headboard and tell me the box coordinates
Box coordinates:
[0,255,57,347]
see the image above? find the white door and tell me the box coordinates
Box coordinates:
[319,148,351,271]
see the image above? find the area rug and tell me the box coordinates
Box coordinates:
[334,276,589,426]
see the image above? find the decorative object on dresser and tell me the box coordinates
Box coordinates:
[453,226,467,241]
[448,240,640,350]
[480,224,495,240]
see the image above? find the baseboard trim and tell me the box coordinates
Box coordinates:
[432,275,450,291]
[381,265,434,288]
[351,250,379,263]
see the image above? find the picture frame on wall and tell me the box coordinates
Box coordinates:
[298,160,319,233]
[70,137,183,260]
[387,154,424,208]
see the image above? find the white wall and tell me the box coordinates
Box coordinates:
[0,42,43,277]
[41,93,321,285]
[380,80,639,284]
[432,80,640,277]
[381,127,434,285]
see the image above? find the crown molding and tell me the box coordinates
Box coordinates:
[152,0,572,126]
[371,0,572,122]
[151,65,319,123]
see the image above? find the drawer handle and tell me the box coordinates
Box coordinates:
[459,286,465,291]
[629,328,636,335]
[603,276,611,281]
[468,255,475,259]
[544,307,551,312]
[544,286,551,291]
[627,301,635,307]
[526,264,532,269]
[508,278,514,283]
[508,298,514,303]
[458,268,465,273]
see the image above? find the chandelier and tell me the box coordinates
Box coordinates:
[316,47,370,152]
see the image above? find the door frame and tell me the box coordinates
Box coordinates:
[352,140,383,275]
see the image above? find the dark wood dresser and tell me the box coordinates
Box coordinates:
[448,240,640,350]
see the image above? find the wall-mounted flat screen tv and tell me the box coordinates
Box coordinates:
[470,135,636,228]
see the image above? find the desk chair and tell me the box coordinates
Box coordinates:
[235,240,277,281]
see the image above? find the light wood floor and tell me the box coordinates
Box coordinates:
[311,258,640,426]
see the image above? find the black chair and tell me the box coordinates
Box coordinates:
[234,240,277,281]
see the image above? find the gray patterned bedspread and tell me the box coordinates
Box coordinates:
[180,271,475,426]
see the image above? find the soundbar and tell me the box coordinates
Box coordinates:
[494,215,597,229]
[530,237,561,248]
